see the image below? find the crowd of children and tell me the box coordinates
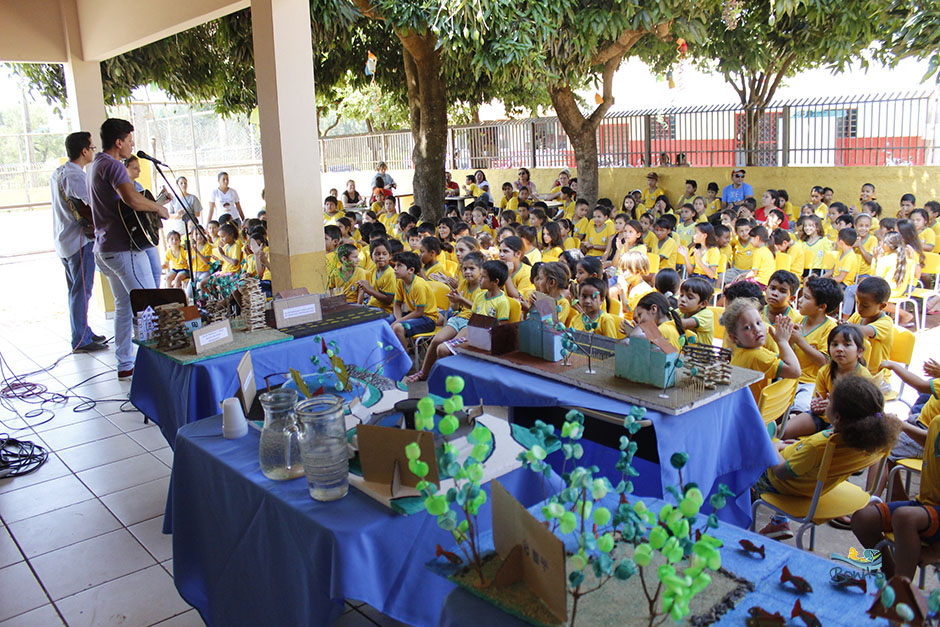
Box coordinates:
[320,170,940,579]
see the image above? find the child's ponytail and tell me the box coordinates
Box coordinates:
[830,376,901,454]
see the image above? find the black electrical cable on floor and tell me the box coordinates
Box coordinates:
[0,434,48,478]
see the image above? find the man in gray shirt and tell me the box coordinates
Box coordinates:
[51,132,107,352]
[88,119,169,379]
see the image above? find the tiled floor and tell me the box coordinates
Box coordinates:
[0,253,408,626]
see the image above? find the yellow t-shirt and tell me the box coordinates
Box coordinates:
[622,279,654,323]
[919,228,936,250]
[563,236,580,251]
[640,187,665,209]
[917,379,940,428]
[326,251,339,278]
[847,312,893,374]
[367,265,397,313]
[510,265,536,299]
[655,237,678,270]
[499,194,517,211]
[523,248,542,265]
[706,198,722,216]
[803,237,832,270]
[328,265,367,303]
[676,222,696,248]
[165,247,188,271]
[783,201,800,224]
[323,211,342,226]
[855,234,877,276]
[584,221,616,257]
[751,246,775,285]
[218,241,243,274]
[690,246,721,277]
[471,290,510,321]
[243,250,257,277]
[541,246,563,263]
[643,230,658,251]
[918,416,940,506]
[466,183,483,198]
[562,201,576,220]
[687,308,714,347]
[192,243,212,273]
[732,240,754,271]
[767,430,886,497]
[423,260,448,280]
[574,217,591,240]
[875,252,915,299]
[787,240,805,277]
[569,311,619,338]
[813,202,829,220]
[395,275,438,319]
[794,316,838,384]
[556,297,572,327]
[812,362,873,424]
[658,320,682,352]
[732,345,783,401]
[834,249,859,286]
[454,278,481,320]
[258,246,272,281]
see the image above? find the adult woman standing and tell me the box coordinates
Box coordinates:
[208,171,244,222]
[168,176,203,231]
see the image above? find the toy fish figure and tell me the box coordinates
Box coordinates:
[435,544,462,565]
[745,606,785,626]
[781,565,813,593]
[739,539,766,559]
[830,567,867,593]
[791,599,821,627]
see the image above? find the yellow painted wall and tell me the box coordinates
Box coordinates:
[450,166,940,218]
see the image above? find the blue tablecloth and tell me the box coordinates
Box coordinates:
[428,354,779,528]
[170,416,563,627]
[438,496,885,627]
[131,319,411,449]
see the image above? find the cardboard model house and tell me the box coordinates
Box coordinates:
[517,316,564,362]
[615,319,679,388]
[467,313,518,355]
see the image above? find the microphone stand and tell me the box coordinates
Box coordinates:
[149,160,207,302]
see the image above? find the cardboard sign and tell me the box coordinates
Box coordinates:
[275,287,309,300]
[192,319,234,354]
[492,481,566,623]
[467,314,518,355]
[357,425,439,496]
[235,351,256,415]
[273,293,322,328]
[531,292,559,324]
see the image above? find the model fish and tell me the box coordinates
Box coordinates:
[830,567,867,592]
[435,544,462,565]
[739,539,766,559]
[781,565,813,593]
[791,599,821,627]
[745,606,785,626]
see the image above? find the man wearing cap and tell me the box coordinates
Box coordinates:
[721,169,753,210]
[640,172,665,210]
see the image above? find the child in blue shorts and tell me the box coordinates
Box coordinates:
[391,251,439,346]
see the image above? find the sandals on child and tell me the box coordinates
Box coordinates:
[404,370,426,383]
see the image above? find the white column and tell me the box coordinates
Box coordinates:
[60,0,106,133]
[250,0,324,293]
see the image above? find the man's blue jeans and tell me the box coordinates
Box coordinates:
[95,249,156,371]
[61,241,97,350]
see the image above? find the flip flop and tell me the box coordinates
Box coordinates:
[829,516,852,530]
[404,370,426,384]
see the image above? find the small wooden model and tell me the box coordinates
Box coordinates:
[239,276,267,332]
[153,303,189,351]
[681,343,733,389]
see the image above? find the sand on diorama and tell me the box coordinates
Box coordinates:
[455,345,763,415]
[447,542,753,627]
[135,326,292,365]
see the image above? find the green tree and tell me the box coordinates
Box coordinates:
[880,0,940,83]
[680,0,903,166]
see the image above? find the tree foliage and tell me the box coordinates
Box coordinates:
[879,0,940,83]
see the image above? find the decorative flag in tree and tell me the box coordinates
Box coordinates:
[365,52,377,76]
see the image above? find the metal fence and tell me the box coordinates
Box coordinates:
[320,91,939,172]
[1,91,936,211]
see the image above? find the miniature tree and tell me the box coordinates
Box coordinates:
[407,376,493,585]
[515,406,730,626]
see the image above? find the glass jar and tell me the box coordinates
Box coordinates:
[258,388,304,480]
[296,394,348,501]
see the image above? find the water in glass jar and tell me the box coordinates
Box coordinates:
[259,428,305,480]
[300,435,348,501]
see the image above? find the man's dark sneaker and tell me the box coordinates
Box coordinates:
[73,341,108,353]
[118,368,134,380]
[91,333,107,343]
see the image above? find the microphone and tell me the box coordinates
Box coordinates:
[136,150,168,167]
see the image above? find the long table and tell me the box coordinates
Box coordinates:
[427,354,779,528]
[130,318,411,449]
[170,415,561,627]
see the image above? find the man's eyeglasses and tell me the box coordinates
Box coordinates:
[733,174,744,178]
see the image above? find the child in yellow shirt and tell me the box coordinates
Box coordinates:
[789,276,842,414]
[726,218,755,283]
[652,217,678,270]
[163,230,189,288]
[678,223,720,283]
[720,297,800,402]
[328,244,366,303]
[738,226,775,287]
[912,208,936,252]
[825,228,859,292]
[629,291,684,350]
[757,375,900,539]
[540,222,564,263]
[357,239,396,314]
[499,236,536,300]
[678,277,715,346]
[530,261,571,325]
[391,251,439,345]
[214,223,243,274]
[570,277,619,338]
[613,251,653,323]
[581,206,616,257]
[848,276,893,375]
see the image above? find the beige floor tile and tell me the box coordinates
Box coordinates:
[331,609,378,627]
[56,565,191,627]
[152,609,206,627]
[56,434,147,473]
[50,364,113,387]
[0,563,49,622]
[0,453,70,495]
[104,409,150,432]
[74,379,130,400]
[0,474,93,524]
[77,453,170,497]
[129,516,173,562]
[29,529,154,600]
[152,447,174,468]
[0,527,22,568]
[0,603,64,627]
[36,417,121,452]
[129,427,173,452]
[161,558,173,577]
[30,407,99,433]
[7,499,121,558]
[100,476,170,526]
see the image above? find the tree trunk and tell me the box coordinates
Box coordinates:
[550,86,604,208]
[401,35,447,223]
[743,105,763,167]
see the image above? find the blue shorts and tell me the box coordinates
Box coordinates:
[689,273,716,285]
[398,315,436,337]
[810,412,829,433]
[446,316,469,333]
[877,501,940,544]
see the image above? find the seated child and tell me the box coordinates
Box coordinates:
[654,268,681,308]
[437,259,512,359]
[570,277,619,338]
[246,230,272,296]
[847,276,893,374]
[782,324,872,438]
[189,227,213,291]
[720,297,800,401]
[500,236,536,300]
[324,224,342,277]
[390,251,439,345]
[764,270,801,325]
[735,226,775,287]
[678,277,715,346]
[678,223,720,283]
[613,251,653,322]
[213,223,243,274]
[530,261,571,324]
[419,236,448,281]
[407,252,484,383]
[357,239,396,314]
[327,244,366,303]
[652,217,678,270]
[757,375,900,540]
[163,230,189,288]
[627,292,684,350]
[789,276,842,414]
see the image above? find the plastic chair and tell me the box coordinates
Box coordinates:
[906,252,940,329]
[886,458,922,502]
[751,441,887,551]
[875,533,938,589]
[757,377,798,428]
[708,306,724,342]
[508,298,522,323]
[410,281,451,364]
[713,254,728,304]
[889,267,922,330]
[885,327,916,406]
